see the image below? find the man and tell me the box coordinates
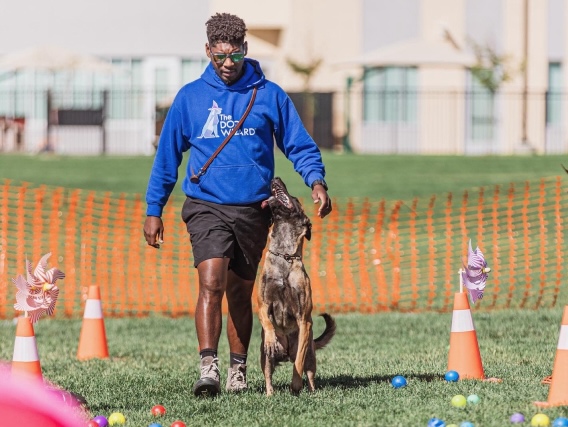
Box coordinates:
[143,12,331,397]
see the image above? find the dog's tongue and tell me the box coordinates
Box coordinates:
[261,196,274,209]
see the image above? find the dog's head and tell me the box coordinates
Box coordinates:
[262,177,312,241]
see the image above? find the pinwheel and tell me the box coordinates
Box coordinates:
[460,240,490,304]
[13,253,64,323]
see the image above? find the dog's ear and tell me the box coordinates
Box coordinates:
[305,221,312,241]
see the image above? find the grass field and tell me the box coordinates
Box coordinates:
[1,152,567,425]
[0,310,566,426]
[0,152,566,200]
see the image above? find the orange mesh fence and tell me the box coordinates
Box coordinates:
[0,177,566,318]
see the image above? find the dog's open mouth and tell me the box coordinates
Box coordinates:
[262,178,292,209]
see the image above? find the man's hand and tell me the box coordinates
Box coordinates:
[143,216,164,248]
[311,185,332,218]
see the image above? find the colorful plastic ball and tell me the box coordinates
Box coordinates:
[510,413,525,423]
[152,405,167,417]
[171,422,187,427]
[88,421,100,427]
[447,425,458,427]
[445,370,459,382]
[108,412,126,426]
[93,415,109,427]
[391,375,407,388]
[461,422,475,427]
[466,394,480,405]
[149,424,163,427]
[553,418,568,427]
[531,413,551,427]
[451,394,467,408]
[428,418,446,427]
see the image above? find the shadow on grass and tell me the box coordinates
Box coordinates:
[250,373,441,394]
[316,373,440,390]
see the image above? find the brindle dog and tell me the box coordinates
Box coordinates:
[258,177,336,396]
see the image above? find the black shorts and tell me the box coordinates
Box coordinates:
[181,197,272,280]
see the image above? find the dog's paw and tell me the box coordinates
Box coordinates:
[264,340,284,359]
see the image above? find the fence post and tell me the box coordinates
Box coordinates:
[102,90,108,155]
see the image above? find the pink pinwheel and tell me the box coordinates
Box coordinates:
[461,240,491,304]
[13,253,64,323]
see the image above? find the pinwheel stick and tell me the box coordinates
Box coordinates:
[458,269,464,293]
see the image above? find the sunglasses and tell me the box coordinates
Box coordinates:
[209,48,245,64]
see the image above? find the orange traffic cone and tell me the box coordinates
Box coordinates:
[77,285,109,360]
[447,291,484,380]
[535,305,568,407]
[12,316,42,380]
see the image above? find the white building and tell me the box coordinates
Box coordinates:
[0,0,566,155]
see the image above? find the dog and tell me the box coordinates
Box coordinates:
[258,177,336,396]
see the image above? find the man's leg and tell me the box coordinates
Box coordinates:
[225,269,255,392]
[193,257,230,397]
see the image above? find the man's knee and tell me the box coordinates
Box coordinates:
[199,276,226,296]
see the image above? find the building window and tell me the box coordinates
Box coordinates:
[468,71,495,140]
[363,67,417,123]
[109,58,145,120]
[181,58,208,85]
[547,62,562,125]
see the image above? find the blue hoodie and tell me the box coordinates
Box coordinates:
[145,58,326,217]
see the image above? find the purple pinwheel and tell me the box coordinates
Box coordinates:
[13,253,64,323]
[461,240,491,304]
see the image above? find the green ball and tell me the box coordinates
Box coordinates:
[451,394,467,408]
[531,413,550,427]
[108,412,126,426]
[467,394,480,405]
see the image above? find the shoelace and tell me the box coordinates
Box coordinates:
[201,358,220,378]
[229,367,246,387]
[231,369,245,382]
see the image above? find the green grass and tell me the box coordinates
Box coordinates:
[1,153,567,424]
[0,310,565,426]
[0,152,566,200]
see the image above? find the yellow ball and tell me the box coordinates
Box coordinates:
[451,394,467,408]
[108,412,126,425]
[531,413,550,427]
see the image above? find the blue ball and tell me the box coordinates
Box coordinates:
[428,417,446,427]
[391,375,407,388]
[460,422,474,427]
[444,370,459,382]
[553,417,568,427]
[148,424,163,427]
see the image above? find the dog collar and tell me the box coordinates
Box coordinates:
[268,249,302,263]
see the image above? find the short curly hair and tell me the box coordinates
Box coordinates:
[206,13,247,46]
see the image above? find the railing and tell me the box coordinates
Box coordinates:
[2,88,568,155]
[0,177,565,318]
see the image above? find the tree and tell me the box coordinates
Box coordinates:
[285,57,322,137]
[468,39,523,93]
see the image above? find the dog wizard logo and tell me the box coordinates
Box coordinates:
[198,100,256,139]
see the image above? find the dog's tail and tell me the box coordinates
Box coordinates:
[314,313,336,350]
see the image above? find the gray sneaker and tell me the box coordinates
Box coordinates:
[193,356,221,397]
[225,363,248,392]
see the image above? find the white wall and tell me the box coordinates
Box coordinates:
[0,0,210,57]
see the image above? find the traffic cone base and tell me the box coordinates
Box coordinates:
[534,306,568,407]
[12,316,42,379]
[77,285,109,360]
[447,292,485,380]
[77,319,109,360]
